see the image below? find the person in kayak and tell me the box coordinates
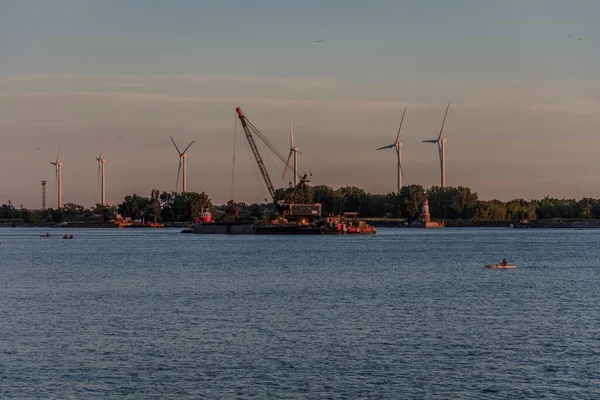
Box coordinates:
[501,258,508,266]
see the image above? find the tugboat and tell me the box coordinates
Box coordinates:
[324,212,376,235]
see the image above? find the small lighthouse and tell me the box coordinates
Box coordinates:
[413,198,444,228]
[420,199,431,223]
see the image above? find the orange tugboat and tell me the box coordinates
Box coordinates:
[324,212,376,235]
[113,215,164,228]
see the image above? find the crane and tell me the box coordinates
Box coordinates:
[235,107,321,219]
[236,106,277,201]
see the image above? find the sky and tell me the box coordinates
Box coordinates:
[1,0,600,208]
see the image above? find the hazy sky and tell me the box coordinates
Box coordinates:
[1,0,600,208]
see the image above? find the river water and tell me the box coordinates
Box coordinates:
[1,227,599,399]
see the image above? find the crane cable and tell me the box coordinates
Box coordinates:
[245,118,308,180]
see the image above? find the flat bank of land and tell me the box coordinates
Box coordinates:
[361,218,600,228]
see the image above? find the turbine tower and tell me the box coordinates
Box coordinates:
[95,138,106,205]
[170,136,195,193]
[283,116,303,186]
[423,101,451,187]
[377,107,407,192]
[50,138,63,209]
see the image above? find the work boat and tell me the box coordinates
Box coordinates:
[485,264,516,269]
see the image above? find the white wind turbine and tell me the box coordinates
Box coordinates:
[377,107,407,193]
[170,136,195,193]
[423,101,451,187]
[50,138,64,209]
[95,137,106,205]
[283,116,303,186]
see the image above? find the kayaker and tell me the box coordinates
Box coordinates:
[501,258,508,266]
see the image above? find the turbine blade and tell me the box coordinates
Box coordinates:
[297,150,304,155]
[182,140,195,154]
[377,144,395,150]
[395,106,407,143]
[422,140,438,143]
[56,137,63,163]
[176,159,182,193]
[99,136,104,159]
[282,151,293,179]
[97,162,101,189]
[438,101,451,140]
[170,136,182,155]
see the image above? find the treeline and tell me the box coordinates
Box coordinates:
[117,190,212,222]
[233,184,600,221]
[4,185,600,223]
[0,190,212,224]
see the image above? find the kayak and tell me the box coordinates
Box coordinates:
[485,264,516,269]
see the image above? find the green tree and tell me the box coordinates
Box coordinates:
[93,204,118,222]
[398,185,426,219]
[311,185,337,215]
[0,203,17,219]
[118,194,150,220]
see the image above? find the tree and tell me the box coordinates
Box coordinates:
[0,203,17,219]
[311,185,337,215]
[451,186,478,219]
[427,186,477,219]
[118,194,150,220]
[93,203,118,222]
[183,191,213,221]
[398,185,426,219]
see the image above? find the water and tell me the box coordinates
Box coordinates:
[1,227,599,399]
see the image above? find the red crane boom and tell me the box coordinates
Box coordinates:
[236,107,276,201]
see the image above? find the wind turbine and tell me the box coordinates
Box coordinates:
[423,101,451,187]
[95,137,106,205]
[170,136,195,193]
[377,107,407,192]
[283,116,303,186]
[50,138,64,209]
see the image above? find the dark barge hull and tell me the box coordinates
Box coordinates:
[190,222,323,235]
[254,224,323,235]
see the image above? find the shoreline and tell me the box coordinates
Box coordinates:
[4,219,600,229]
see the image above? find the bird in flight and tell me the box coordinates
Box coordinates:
[314,40,324,43]
[565,34,571,37]
[36,147,41,150]
[118,136,123,139]
[577,37,584,40]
